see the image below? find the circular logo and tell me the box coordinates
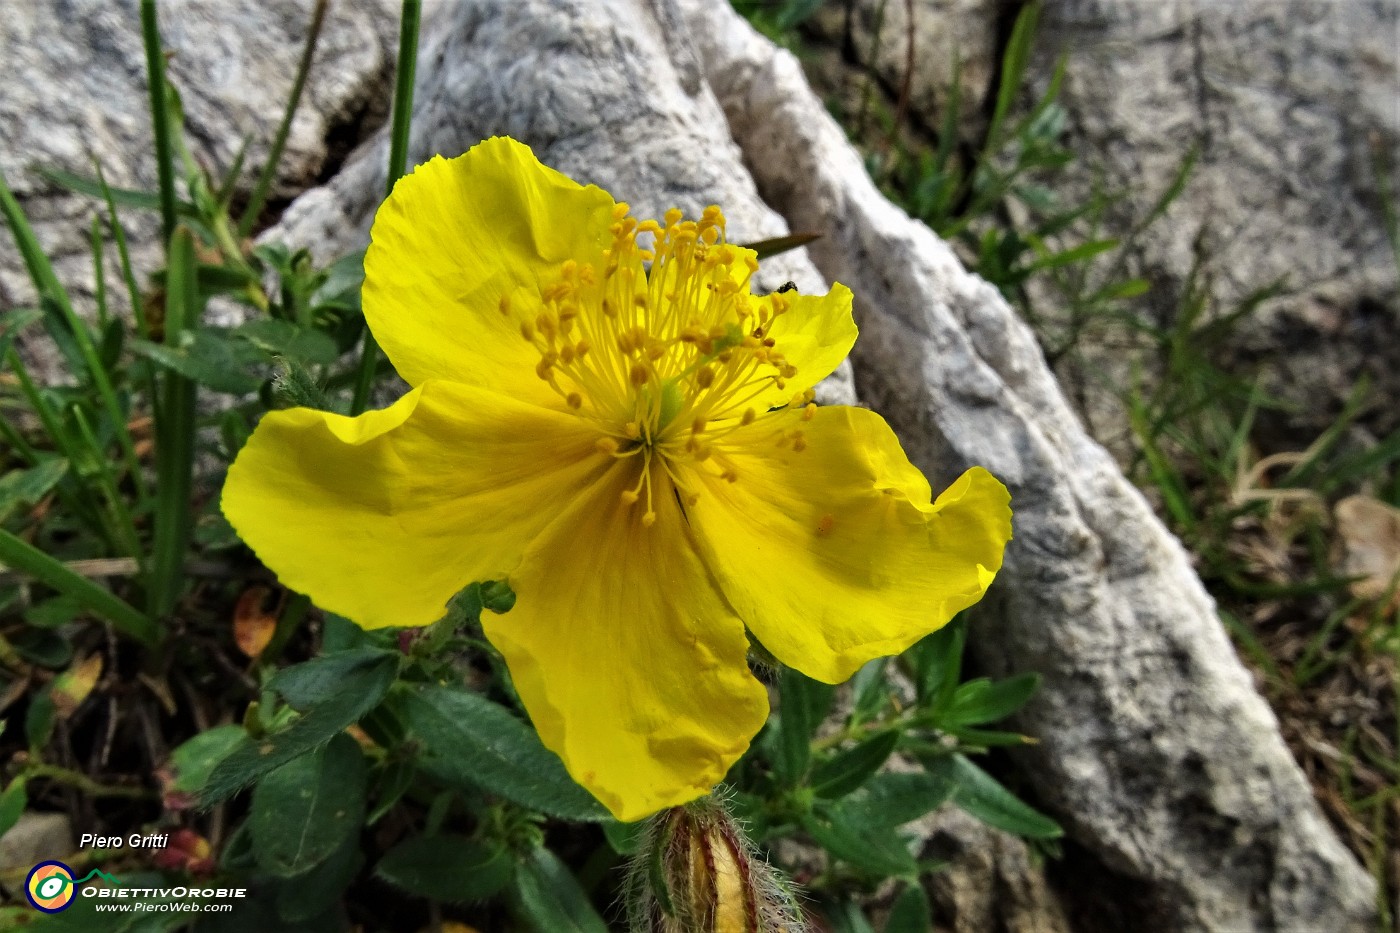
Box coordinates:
[25,861,76,913]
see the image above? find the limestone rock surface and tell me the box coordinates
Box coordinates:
[1,0,398,380]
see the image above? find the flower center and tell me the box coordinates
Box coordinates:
[504,203,815,526]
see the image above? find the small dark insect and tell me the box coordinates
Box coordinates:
[775,281,798,294]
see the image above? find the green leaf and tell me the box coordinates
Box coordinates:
[803,811,916,877]
[234,318,338,365]
[167,724,246,795]
[820,900,878,933]
[510,846,610,933]
[14,629,73,670]
[884,884,932,933]
[252,733,367,876]
[0,407,64,480]
[776,667,831,783]
[943,754,1062,839]
[0,777,27,838]
[836,769,958,828]
[23,594,82,630]
[849,657,889,722]
[129,332,264,395]
[270,648,399,708]
[810,730,898,799]
[940,673,1041,727]
[399,683,609,822]
[274,836,362,923]
[25,686,55,749]
[602,819,646,855]
[909,616,965,709]
[376,834,514,902]
[201,650,397,805]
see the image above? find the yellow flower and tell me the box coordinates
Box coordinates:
[222,137,1011,821]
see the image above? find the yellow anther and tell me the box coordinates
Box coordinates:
[685,492,700,507]
[816,514,835,537]
[520,320,535,341]
[575,339,591,358]
[612,203,630,221]
[696,366,715,389]
[792,432,807,453]
[596,437,620,455]
[665,208,683,227]
[803,403,817,421]
[741,409,756,426]
[620,489,639,507]
[629,363,650,386]
[559,345,575,364]
[499,294,511,316]
[625,421,641,438]
[691,417,707,435]
[566,392,583,409]
[642,510,658,528]
[722,469,738,483]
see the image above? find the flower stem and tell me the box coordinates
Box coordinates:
[351,0,421,416]
[140,0,178,249]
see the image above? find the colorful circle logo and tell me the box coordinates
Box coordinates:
[25,860,76,913]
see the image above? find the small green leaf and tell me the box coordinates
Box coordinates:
[0,777,27,838]
[167,724,246,795]
[836,769,958,828]
[270,648,399,708]
[776,667,831,783]
[399,683,609,822]
[129,332,264,394]
[511,846,610,933]
[0,457,68,523]
[14,629,73,670]
[849,657,889,722]
[202,650,397,805]
[274,837,363,923]
[943,754,1062,839]
[376,834,514,902]
[803,812,916,877]
[810,730,898,799]
[940,673,1041,727]
[25,686,55,749]
[884,884,932,933]
[252,733,367,876]
[602,819,646,855]
[909,616,965,709]
[234,318,338,365]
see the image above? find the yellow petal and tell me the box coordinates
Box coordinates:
[363,136,617,402]
[759,282,857,403]
[221,381,609,629]
[687,406,1011,683]
[483,460,769,822]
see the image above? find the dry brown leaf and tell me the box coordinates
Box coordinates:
[1333,495,1400,605]
[51,653,103,719]
[233,585,277,658]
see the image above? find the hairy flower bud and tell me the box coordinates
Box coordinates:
[627,796,804,933]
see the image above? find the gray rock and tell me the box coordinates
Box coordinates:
[1028,0,1400,447]
[918,807,1072,933]
[680,1,1375,929]
[0,811,74,898]
[0,0,399,382]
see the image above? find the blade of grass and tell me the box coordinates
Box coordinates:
[141,0,178,248]
[351,0,421,416]
[237,0,328,237]
[147,225,199,617]
[96,164,152,341]
[69,405,145,569]
[0,169,84,371]
[0,528,158,644]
